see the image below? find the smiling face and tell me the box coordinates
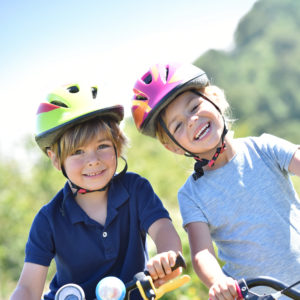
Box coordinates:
[64,133,117,191]
[162,90,225,157]
[47,117,128,193]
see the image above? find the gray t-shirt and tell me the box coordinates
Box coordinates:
[178,134,300,287]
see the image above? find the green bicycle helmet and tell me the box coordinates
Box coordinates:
[35,83,124,153]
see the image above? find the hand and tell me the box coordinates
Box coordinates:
[146,251,182,287]
[209,276,239,300]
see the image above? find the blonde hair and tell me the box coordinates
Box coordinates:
[50,117,128,164]
[156,85,232,146]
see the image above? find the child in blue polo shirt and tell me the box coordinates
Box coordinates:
[10,83,182,300]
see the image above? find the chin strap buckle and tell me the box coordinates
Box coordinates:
[192,142,226,180]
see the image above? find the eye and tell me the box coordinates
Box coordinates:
[191,104,199,112]
[72,149,84,155]
[189,98,201,113]
[173,122,182,134]
[97,143,112,150]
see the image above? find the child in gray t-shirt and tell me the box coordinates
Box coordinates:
[130,62,300,300]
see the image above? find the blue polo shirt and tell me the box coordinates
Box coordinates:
[25,172,170,300]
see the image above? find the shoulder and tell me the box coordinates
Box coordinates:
[178,174,200,202]
[36,184,68,221]
[241,133,294,148]
[117,171,153,190]
[241,134,297,155]
[237,134,298,171]
[109,172,158,205]
[27,187,66,243]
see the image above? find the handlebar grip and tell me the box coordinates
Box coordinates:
[171,252,187,270]
[155,275,190,299]
[144,252,186,277]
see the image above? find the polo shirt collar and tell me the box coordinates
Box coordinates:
[62,177,129,225]
[105,177,129,227]
[107,177,129,209]
[62,183,86,224]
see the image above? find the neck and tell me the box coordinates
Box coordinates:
[74,189,108,226]
[74,188,108,203]
[203,134,235,170]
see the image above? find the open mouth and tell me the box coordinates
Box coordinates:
[84,170,104,177]
[194,122,210,140]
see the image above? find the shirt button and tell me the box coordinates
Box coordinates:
[102,231,108,238]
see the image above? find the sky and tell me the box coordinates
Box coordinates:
[0,0,257,158]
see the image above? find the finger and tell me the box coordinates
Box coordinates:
[210,285,226,300]
[227,282,238,299]
[168,251,177,268]
[219,282,236,300]
[146,263,158,280]
[152,259,166,279]
[160,256,172,275]
[208,289,217,300]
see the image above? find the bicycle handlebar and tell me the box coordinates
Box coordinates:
[124,252,190,300]
[237,276,300,300]
[55,252,190,300]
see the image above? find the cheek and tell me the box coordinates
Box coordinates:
[64,158,81,173]
[103,152,116,164]
[216,113,224,127]
[110,155,117,167]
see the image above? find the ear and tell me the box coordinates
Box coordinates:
[163,143,185,155]
[46,149,62,171]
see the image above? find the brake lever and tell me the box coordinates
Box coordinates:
[238,279,277,300]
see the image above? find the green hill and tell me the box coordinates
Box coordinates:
[194,0,300,143]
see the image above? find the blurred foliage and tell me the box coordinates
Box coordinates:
[2,0,300,299]
[0,138,64,299]
[194,0,300,144]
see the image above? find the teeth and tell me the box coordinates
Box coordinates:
[195,123,210,140]
[86,171,102,176]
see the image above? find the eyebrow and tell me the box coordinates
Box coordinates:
[97,138,112,143]
[167,96,195,129]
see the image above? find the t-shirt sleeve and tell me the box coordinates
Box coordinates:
[178,179,208,228]
[25,209,55,266]
[257,134,298,172]
[135,177,170,233]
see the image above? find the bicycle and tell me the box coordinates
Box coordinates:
[55,252,190,300]
[236,276,300,300]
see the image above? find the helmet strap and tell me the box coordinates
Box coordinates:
[158,90,228,180]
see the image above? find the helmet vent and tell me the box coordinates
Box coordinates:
[91,87,97,99]
[142,73,152,84]
[50,101,68,108]
[165,66,169,81]
[67,85,79,93]
[136,95,147,100]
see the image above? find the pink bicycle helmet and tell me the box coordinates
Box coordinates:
[132,62,209,138]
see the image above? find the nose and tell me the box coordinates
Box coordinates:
[187,114,199,128]
[87,151,100,166]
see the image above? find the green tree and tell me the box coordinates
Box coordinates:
[194,0,300,144]
[0,137,64,298]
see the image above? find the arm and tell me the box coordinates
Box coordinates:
[289,148,300,177]
[10,262,48,300]
[186,222,238,300]
[147,218,182,286]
